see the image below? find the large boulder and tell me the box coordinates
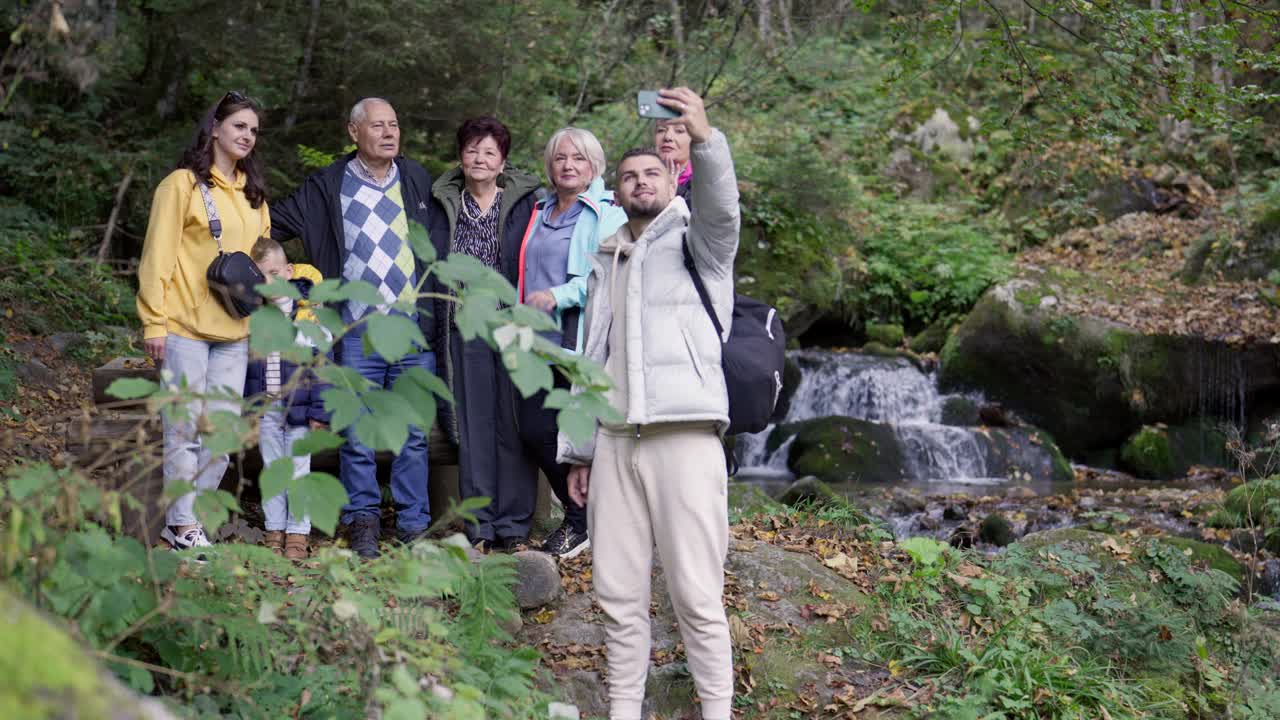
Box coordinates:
[1,587,179,720]
[776,416,906,483]
[940,278,1280,457]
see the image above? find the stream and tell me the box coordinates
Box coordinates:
[733,349,1249,563]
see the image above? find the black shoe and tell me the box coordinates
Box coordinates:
[495,536,527,553]
[396,527,429,546]
[471,537,492,554]
[347,516,381,559]
[541,523,590,559]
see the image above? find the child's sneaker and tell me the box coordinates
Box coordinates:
[161,525,213,562]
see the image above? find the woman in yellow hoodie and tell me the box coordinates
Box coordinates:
[137,91,270,555]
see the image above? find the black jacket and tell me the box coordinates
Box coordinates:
[269,152,451,353]
[430,166,543,444]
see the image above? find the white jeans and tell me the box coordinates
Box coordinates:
[161,333,248,527]
[260,406,311,535]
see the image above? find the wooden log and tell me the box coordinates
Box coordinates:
[92,357,158,408]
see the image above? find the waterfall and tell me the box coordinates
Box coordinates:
[739,349,1037,484]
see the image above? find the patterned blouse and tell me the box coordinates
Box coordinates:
[453,190,503,269]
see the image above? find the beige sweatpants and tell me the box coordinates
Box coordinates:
[588,423,733,720]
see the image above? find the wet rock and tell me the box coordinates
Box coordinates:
[512,551,563,610]
[909,318,951,355]
[978,402,1013,427]
[1078,496,1099,510]
[782,416,906,484]
[943,503,969,521]
[865,323,905,348]
[948,525,976,548]
[1006,486,1038,500]
[941,396,980,426]
[1258,559,1280,599]
[979,513,1015,546]
[890,490,927,514]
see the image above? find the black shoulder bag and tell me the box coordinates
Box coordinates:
[199,181,265,319]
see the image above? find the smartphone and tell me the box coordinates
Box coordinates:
[637,90,680,119]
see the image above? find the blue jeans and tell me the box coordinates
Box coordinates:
[161,333,248,528]
[260,405,311,535]
[338,331,435,533]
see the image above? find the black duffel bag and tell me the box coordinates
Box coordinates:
[682,240,786,436]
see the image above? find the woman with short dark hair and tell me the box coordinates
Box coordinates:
[432,116,543,551]
[137,91,270,556]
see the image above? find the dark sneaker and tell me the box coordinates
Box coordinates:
[161,525,212,563]
[347,516,381,559]
[471,537,492,554]
[541,523,590,559]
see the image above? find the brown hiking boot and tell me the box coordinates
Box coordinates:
[284,533,309,560]
[263,531,285,556]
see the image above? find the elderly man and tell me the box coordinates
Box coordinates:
[560,87,739,720]
[271,97,448,559]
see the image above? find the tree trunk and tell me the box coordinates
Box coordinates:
[669,0,686,83]
[284,0,322,133]
[758,0,773,49]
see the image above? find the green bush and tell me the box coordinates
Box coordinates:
[852,199,1014,326]
[0,200,135,333]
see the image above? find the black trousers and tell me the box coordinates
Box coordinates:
[452,335,537,542]
[516,372,586,533]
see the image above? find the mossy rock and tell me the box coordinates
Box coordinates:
[783,416,906,484]
[909,318,950,354]
[0,587,177,720]
[1222,475,1280,528]
[865,322,905,347]
[940,278,1280,457]
[1120,426,1178,479]
[1120,420,1231,479]
[940,395,980,426]
[979,513,1014,546]
[1156,537,1245,585]
[729,481,784,519]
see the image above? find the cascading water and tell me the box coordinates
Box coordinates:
[738,349,1040,484]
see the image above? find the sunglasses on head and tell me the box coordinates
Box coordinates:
[220,90,252,106]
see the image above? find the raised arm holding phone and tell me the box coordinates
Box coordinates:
[558,86,741,720]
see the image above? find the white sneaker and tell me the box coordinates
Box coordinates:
[162,525,212,561]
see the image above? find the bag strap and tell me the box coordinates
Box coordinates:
[681,231,725,342]
[196,181,224,252]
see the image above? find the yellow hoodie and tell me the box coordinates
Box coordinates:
[136,167,271,341]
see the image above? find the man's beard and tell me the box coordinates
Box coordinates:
[626,197,664,219]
